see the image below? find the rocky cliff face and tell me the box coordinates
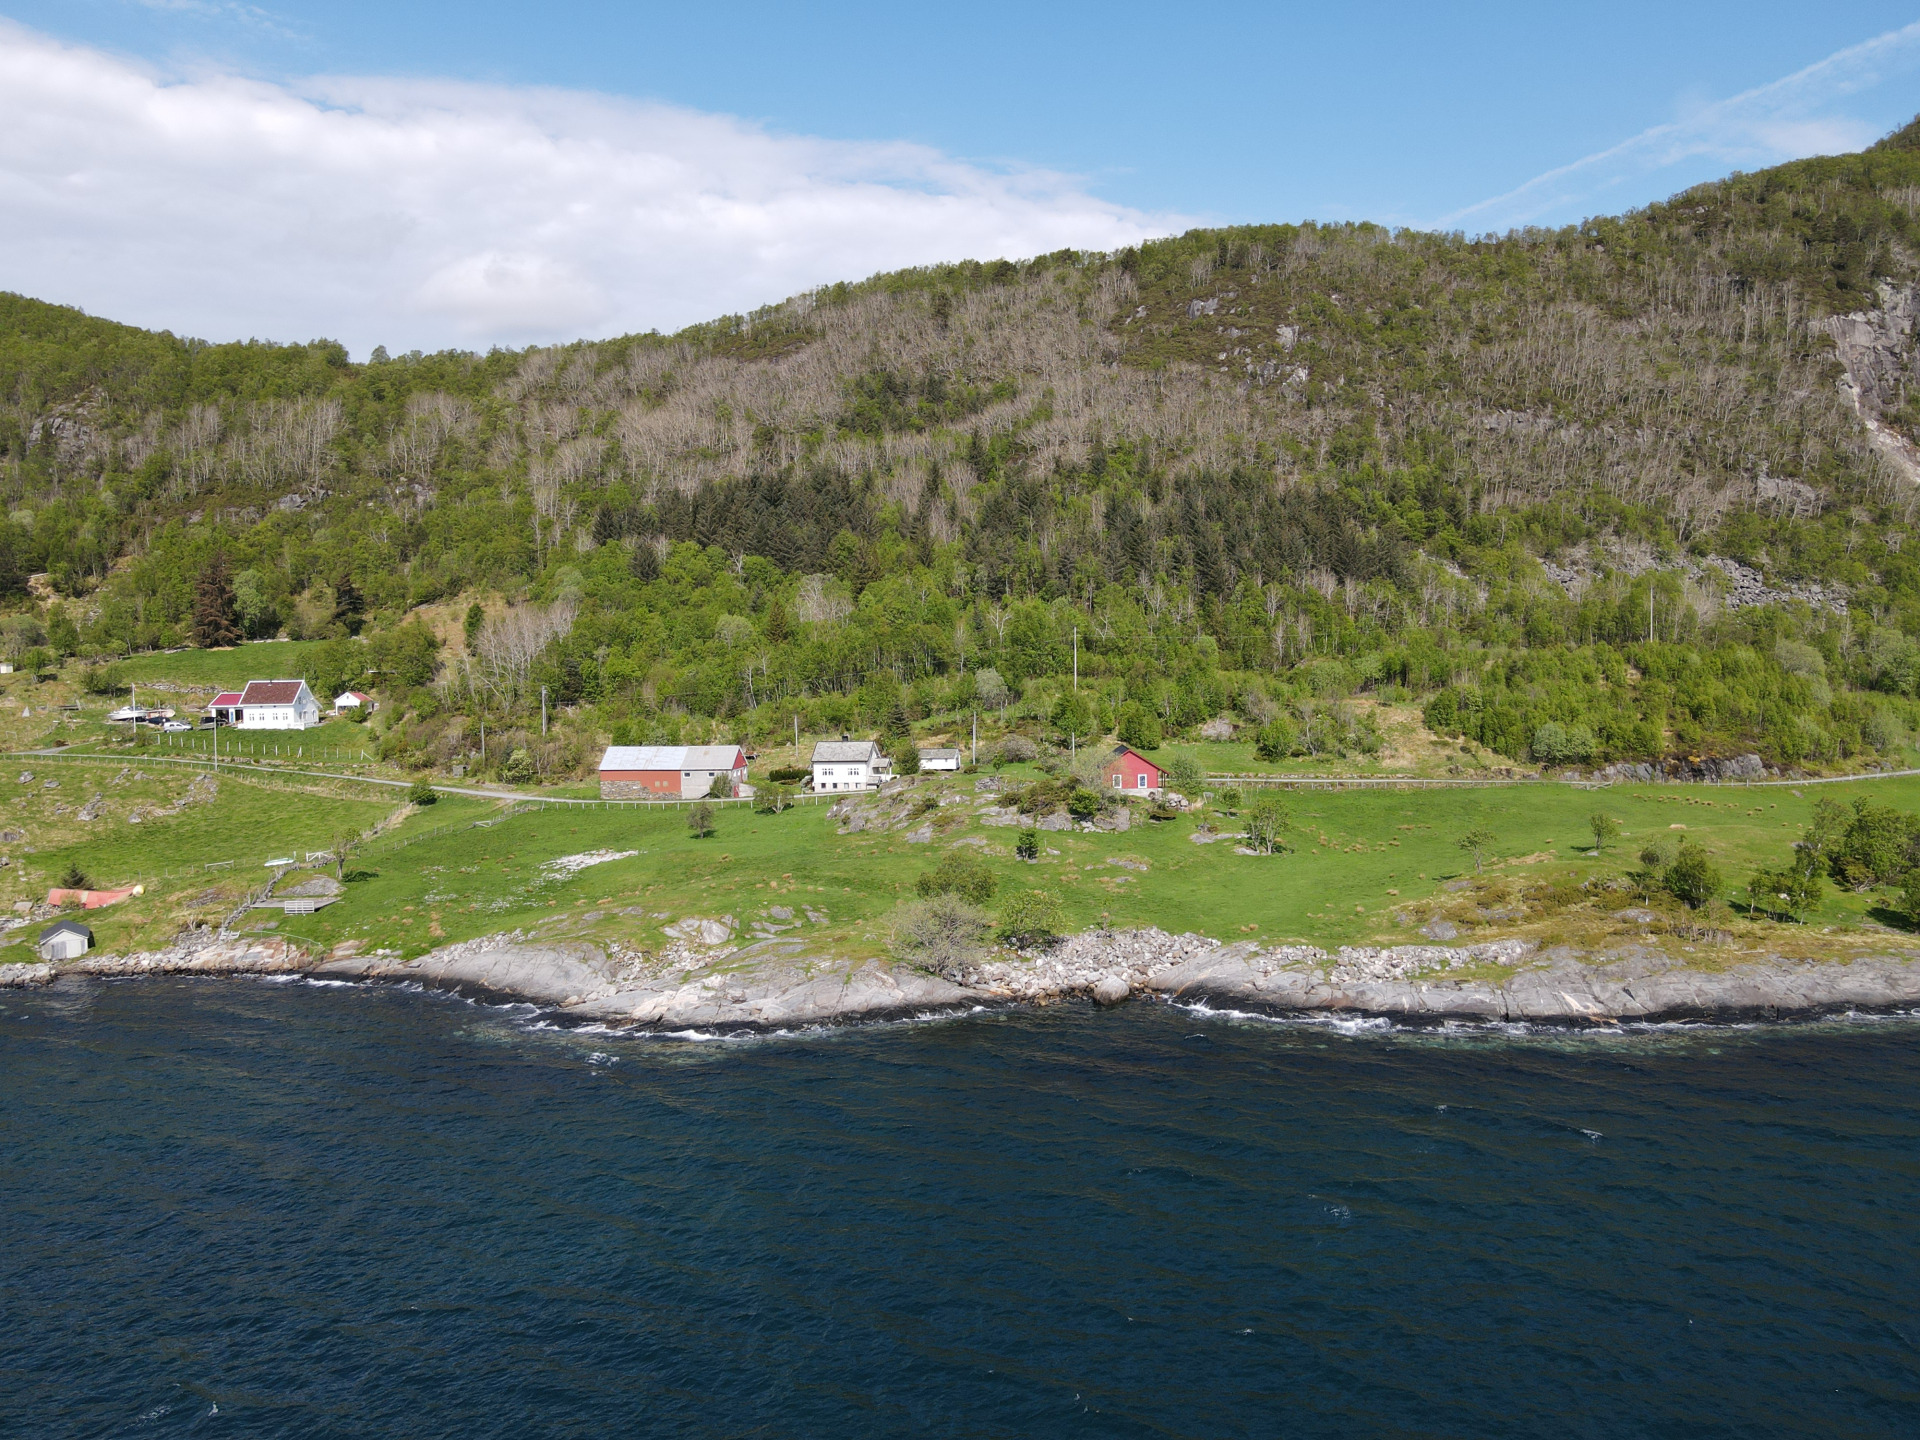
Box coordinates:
[1821,281,1920,489]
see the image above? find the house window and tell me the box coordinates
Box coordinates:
[1112,774,1122,788]
[1136,774,1148,788]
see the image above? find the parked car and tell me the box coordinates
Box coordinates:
[160,720,191,732]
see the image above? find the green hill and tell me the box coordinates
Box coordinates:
[8,122,1920,781]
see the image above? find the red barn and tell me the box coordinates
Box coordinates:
[1100,744,1163,795]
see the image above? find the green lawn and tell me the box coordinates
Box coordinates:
[269,772,1920,962]
[112,641,326,689]
[0,760,407,954]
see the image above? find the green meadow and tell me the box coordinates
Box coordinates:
[259,772,1920,962]
[8,747,1920,967]
[110,642,326,689]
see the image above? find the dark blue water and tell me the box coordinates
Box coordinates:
[3,979,1918,1438]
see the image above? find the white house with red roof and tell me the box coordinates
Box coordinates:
[333,690,374,712]
[235,679,321,730]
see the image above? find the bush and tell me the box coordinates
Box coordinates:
[687,801,717,838]
[1115,702,1162,750]
[1162,753,1204,790]
[999,889,1066,946]
[707,772,734,799]
[1015,826,1040,861]
[407,778,438,806]
[995,734,1038,765]
[917,850,999,904]
[1750,865,1821,921]
[752,784,795,814]
[892,739,922,776]
[81,662,125,696]
[1253,718,1297,761]
[1664,844,1723,908]
[1065,786,1101,820]
[767,766,809,783]
[1216,787,1243,813]
[888,895,993,976]
[501,748,537,783]
[1243,795,1292,854]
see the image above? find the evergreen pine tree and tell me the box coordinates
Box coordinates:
[332,573,366,635]
[765,595,790,645]
[191,552,242,648]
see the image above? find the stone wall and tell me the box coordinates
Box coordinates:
[600,779,675,800]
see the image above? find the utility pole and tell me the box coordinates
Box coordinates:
[541,686,548,737]
[794,713,799,754]
[971,712,977,766]
[1073,626,1079,692]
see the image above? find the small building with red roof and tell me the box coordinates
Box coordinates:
[206,692,244,725]
[1100,744,1164,796]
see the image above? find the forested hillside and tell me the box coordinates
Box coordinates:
[10,120,1920,781]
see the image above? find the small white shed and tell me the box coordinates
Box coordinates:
[919,747,963,772]
[38,919,92,961]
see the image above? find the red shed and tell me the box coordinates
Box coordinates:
[1100,744,1163,795]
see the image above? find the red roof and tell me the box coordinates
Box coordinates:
[210,692,243,707]
[340,691,372,702]
[240,680,307,705]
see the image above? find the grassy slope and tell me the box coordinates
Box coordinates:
[259,773,1920,965]
[0,761,402,954]
[111,642,327,688]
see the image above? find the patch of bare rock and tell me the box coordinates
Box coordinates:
[7,920,1920,1032]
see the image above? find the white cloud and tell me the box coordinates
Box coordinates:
[1441,22,1920,232]
[0,22,1189,354]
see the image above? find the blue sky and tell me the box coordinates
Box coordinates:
[3,2,1919,350]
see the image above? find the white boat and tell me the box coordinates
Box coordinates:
[107,705,150,723]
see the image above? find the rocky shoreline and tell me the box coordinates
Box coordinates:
[6,925,1920,1031]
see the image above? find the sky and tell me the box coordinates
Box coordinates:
[3,2,1920,356]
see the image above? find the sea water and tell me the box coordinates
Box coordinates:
[3,977,1917,1438]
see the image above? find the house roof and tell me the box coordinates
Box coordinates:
[209,692,243,707]
[811,740,882,764]
[598,745,744,772]
[337,690,372,702]
[39,919,91,941]
[239,679,309,706]
[1109,744,1162,769]
[919,747,962,760]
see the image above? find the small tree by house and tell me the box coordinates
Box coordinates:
[1015,826,1040,861]
[1456,828,1496,873]
[752,784,795,814]
[1588,812,1620,853]
[1115,702,1162,750]
[58,861,92,890]
[707,772,734,799]
[892,738,921,775]
[687,801,717,838]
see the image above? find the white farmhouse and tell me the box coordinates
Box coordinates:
[809,739,893,792]
[918,747,962,772]
[334,690,374,712]
[237,679,321,730]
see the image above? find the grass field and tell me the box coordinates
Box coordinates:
[247,770,1920,966]
[110,642,326,689]
[0,758,404,954]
